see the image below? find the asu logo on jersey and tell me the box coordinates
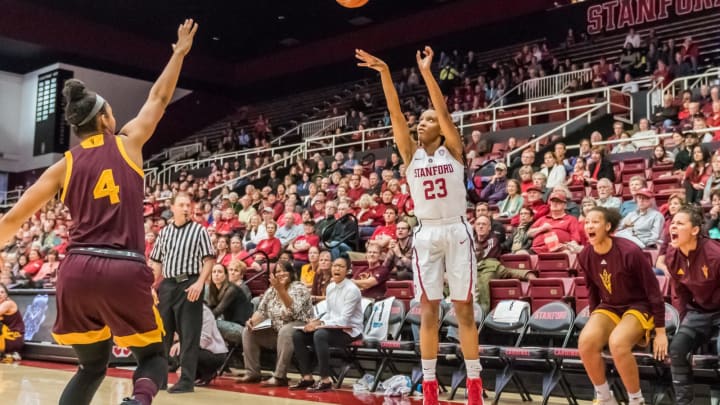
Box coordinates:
[601,268,612,294]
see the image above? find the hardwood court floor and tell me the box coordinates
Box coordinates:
[0,361,591,404]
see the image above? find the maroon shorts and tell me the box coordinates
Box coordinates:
[52,253,164,348]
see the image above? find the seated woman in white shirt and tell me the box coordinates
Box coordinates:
[290,257,364,392]
[540,151,566,189]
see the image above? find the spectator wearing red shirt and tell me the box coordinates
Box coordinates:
[215,208,242,236]
[145,231,156,259]
[511,186,548,226]
[252,221,281,263]
[287,220,320,268]
[526,191,581,254]
[355,194,378,239]
[652,59,673,86]
[370,206,398,249]
[680,36,699,73]
[347,174,367,202]
[215,236,232,267]
[22,248,44,278]
[352,243,391,300]
[277,200,301,227]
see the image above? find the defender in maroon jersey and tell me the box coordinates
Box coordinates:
[0,20,198,405]
[577,207,667,405]
[666,206,720,405]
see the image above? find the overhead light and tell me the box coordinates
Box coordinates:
[212,36,220,41]
[277,15,286,20]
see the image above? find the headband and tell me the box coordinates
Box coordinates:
[76,94,106,126]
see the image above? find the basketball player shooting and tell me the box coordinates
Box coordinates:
[356,47,483,405]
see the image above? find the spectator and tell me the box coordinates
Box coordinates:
[620,176,648,217]
[577,197,597,245]
[384,220,413,281]
[291,257,363,393]
[475,214,536,313]
[33,249,59,287]
[21,249,43,280]
[518,166,535,193]
[532,172,550,202]
[237,195,257,226]
[652,93,679,129]
[480,163,509,204]
[702,154,720,203]
[649,144,674,168]
[673,132,698,173]
[511,148,538,181]
[502,207,535,254]
[275,213,303,249]
[497,179,524,218]
[623,28,641,49]
[595,178,622,211]
[704,189,720,239]
[631,118,657,148]
[215,236,231,266]
[369,206,398,249]
[620,73,639,94]
[526,191,581,254]
[684,145,711,204]
[611,132,638,154]
[511,186,548,226]
[615,188,664,249]
[252,221,282,262]
[587,147,616,184]
[351,242,391,299]
[299,246,320,289]
[206,262,253,341]
[238,261,314,387]
[541,152,566,188]
[567,159,588,187]
[0,283,24,355]
[311,251,333,303]
[287,220,320,271]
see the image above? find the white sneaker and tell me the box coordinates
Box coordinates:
[592,394,619,405]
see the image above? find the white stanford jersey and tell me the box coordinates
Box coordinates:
[406,145,467,220]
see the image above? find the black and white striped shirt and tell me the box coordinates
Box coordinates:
[150,221,215,278]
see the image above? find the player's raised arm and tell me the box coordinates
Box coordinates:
[355,49,415,165]
[416,46,463,161]
[121,19,198,148]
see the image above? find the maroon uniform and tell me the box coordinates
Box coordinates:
[62,130,145,254]
[352,263,391,300]
[666,238,720,318]
[52,131,163,348]
[578,237,665,328]
[0,309,25,353]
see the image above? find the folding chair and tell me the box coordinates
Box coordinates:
[333,299,406,388]
[479,299,532,404]
[497,301,575,405]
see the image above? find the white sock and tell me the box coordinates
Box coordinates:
[628,390,644,403]
[465,359,482,379]
[421,358,437,381]
[594,382,611,400]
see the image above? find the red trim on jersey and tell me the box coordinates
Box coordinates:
[413,247,430,301]
[453,218,476,303]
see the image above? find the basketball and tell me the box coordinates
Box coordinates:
[336,0,369,9]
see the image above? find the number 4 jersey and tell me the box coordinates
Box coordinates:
[406,145,467,220]
[61,130,145,254]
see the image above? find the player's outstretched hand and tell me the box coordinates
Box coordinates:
[355,49,389,73]
[172,19,198,56]
[416,46,434,73]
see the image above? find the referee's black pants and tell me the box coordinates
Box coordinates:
[159,275,203,387]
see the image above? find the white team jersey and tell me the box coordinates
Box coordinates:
[405,145,467,220]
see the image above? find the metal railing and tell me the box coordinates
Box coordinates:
[0,189,24,209]
[646,68,720,118]
[490,68,594,107]
[590,126,720,148]
[144,142,202,169]
[209,143,306,198]
[505,102,609,165]
[301,115,347,139]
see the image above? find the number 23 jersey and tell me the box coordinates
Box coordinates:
[61,130,145,254]
[406,146,467,220]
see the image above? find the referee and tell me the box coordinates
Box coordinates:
[150,192,215,393]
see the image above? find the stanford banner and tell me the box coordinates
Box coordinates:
[586,0,720,35]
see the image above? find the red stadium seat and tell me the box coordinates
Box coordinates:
[489,279,526,311]
[526,278,568,312]
[385,280,414,311]
[573,277,589,313]
[500,254,533,271]
[535,253,572,278]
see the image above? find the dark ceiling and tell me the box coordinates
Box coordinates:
[0,0,554,94]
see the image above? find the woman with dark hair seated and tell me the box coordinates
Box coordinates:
[206,263,253,337]
[290,257,364,392]
[237,261,313,387]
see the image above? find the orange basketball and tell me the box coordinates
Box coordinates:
[336,0,369,8]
